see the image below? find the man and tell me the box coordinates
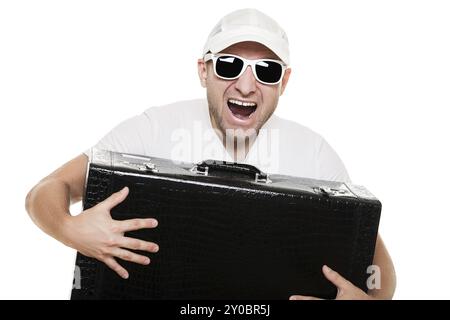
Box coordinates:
[25,8,396,299]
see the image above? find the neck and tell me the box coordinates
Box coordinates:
[209,115,257,162]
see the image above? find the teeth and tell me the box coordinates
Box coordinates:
[229,99,256,107]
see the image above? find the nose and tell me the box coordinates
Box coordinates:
[235,66,257,96]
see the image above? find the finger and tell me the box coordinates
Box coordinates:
[103,257,129,279]
[112,248,151,265]
[322,265,352,291]
[118,218,158,232]
[101,187,129,210]
[117,237,159,253]
[289,295,322,300]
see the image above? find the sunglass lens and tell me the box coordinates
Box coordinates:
[216,56,244,79]
[255,61,283,84]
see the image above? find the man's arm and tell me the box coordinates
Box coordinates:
[369,235,396,299]
[25,155,87,241]
[25,154,159,279]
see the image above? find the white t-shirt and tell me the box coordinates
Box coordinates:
[85,99,350,182]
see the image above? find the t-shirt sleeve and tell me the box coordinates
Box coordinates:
[315,138,351,183]
[83,113,152,157]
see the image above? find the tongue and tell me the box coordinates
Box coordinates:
[228,102,256,118]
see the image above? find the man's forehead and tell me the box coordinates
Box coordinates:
[219,41,280,60]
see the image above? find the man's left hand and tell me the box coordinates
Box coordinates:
[289,265,373,300]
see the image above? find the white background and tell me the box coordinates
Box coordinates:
[1,0,449,299]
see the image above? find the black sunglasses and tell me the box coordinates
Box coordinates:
[204,53,287,85]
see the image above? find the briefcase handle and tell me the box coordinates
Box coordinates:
[192,160,271,183]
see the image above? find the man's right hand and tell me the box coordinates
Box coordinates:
[63,186,159,279]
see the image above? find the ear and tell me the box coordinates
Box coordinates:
[279,68,292,96]
[197,58,208,88]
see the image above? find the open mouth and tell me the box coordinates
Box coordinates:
[227,99,257,120]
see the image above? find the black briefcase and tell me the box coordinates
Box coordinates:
[71,148,381,300]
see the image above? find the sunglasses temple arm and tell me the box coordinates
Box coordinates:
[203,53,213,62]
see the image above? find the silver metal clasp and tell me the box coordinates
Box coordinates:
[191,165,209,176]
[144,162,159,173]
[120,160,159,173]
[255,173,272,184]
[315,186,355,197]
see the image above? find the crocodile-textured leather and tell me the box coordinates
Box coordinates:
[71,149,381,300]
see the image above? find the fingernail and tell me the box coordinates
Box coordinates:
[121,187,128,193]
[123,273,129,279]
[145,258,151,264]
[289,296,298,300]
[153,244,159,252]
[151,219,158,227]
[323,265,331,273]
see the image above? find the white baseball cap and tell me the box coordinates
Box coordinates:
[203,8,290,65]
